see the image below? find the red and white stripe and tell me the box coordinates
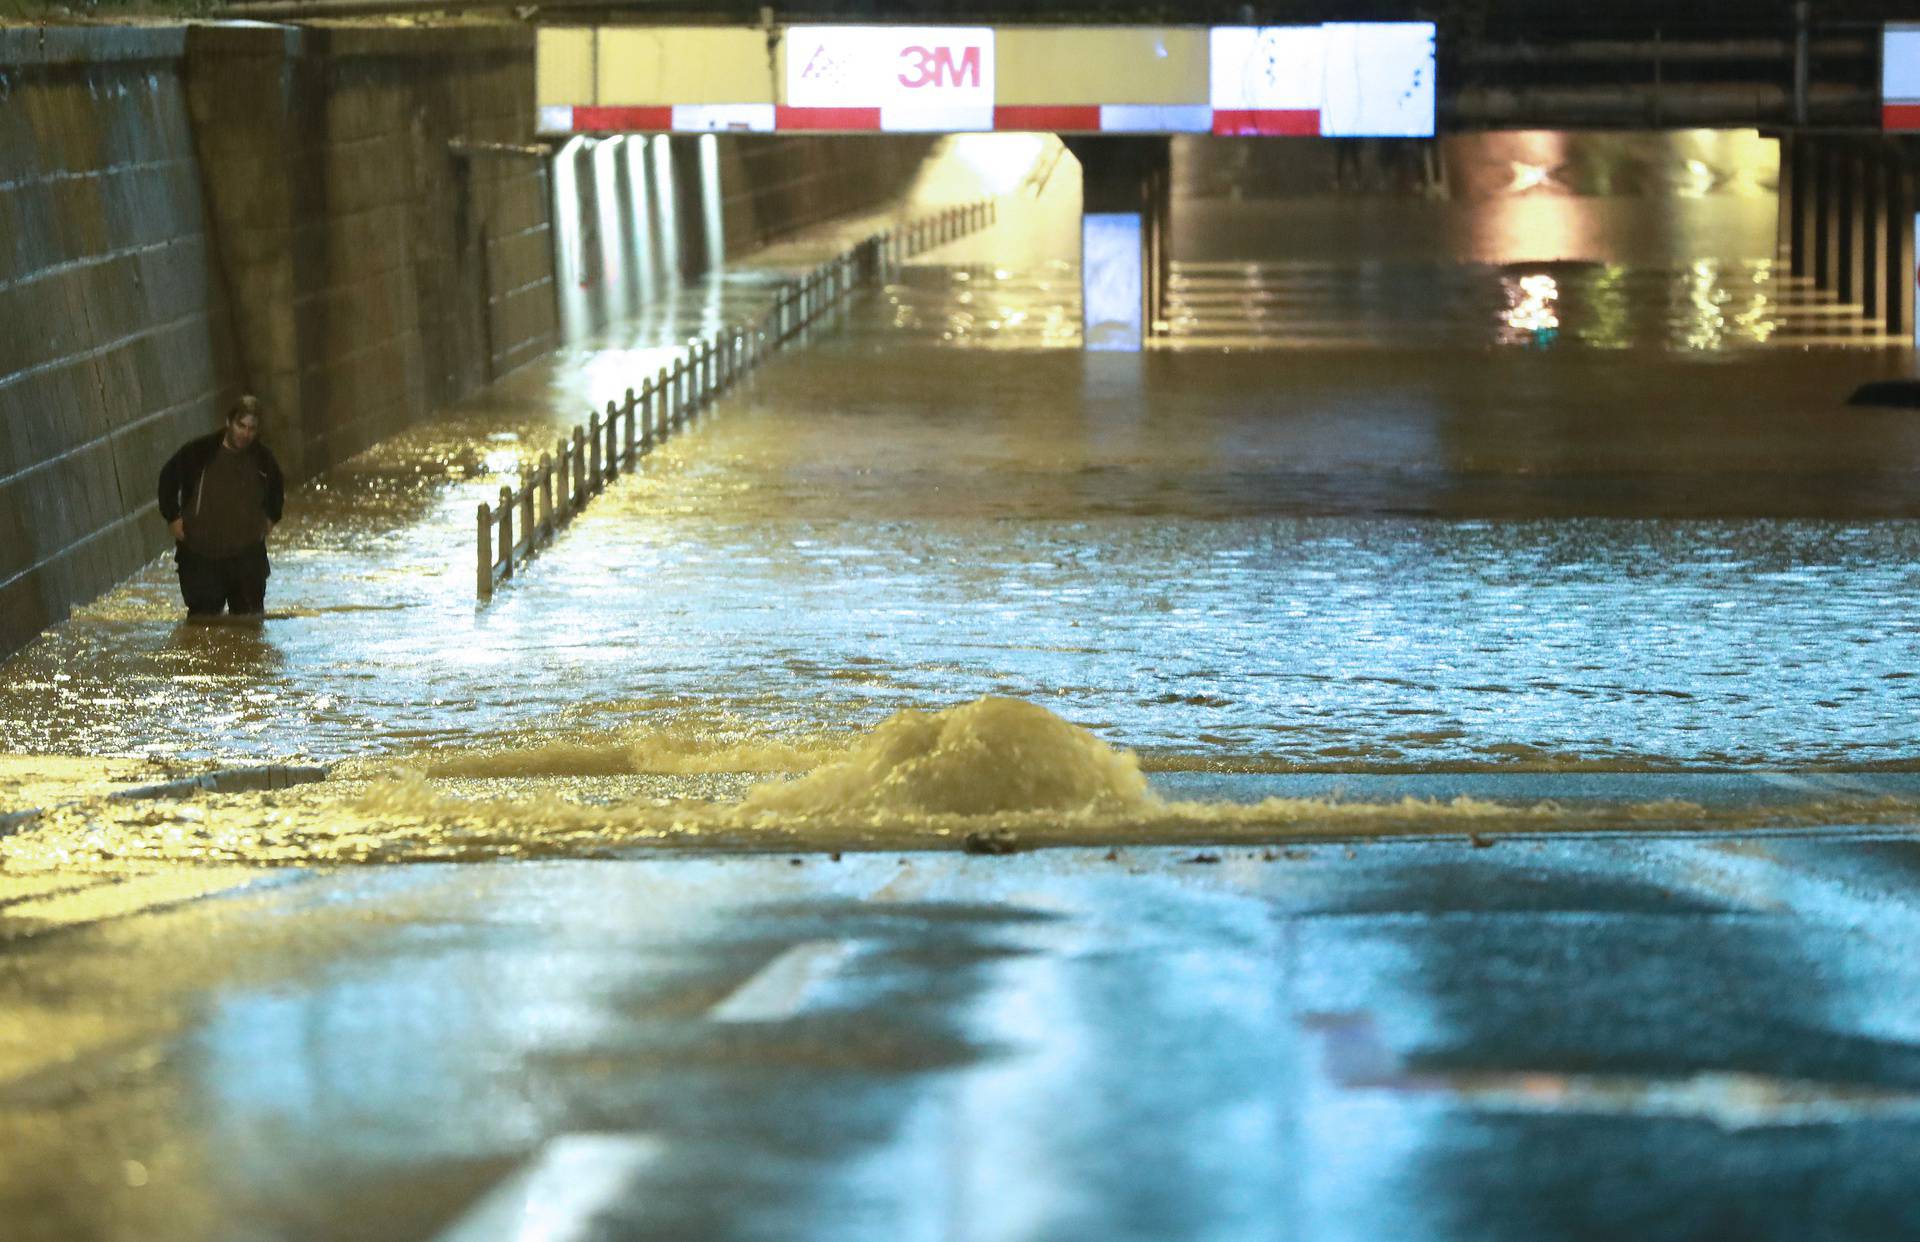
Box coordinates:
[541,103,1333,136]
[991,105,1216,133]
[1212,109,1319,136]
[1886,25,1920,130]
[542,104,776,134]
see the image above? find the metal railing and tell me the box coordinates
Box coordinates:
[477,198,997,601]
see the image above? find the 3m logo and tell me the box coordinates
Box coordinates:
[897,45,982,90]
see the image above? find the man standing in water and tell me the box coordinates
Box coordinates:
[157,396,285,617]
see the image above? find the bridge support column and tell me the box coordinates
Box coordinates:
[1792,134,1819,281]
[1862,154,1887,325]
[1776,133,1796,271]
[1063,136,1171,351]
[1839,146,1867,308]
[1819,143,1843,293]
[1889,154,1917,341]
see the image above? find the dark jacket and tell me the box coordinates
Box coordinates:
[157,431,285,529]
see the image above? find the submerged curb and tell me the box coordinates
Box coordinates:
[0,764,330,838]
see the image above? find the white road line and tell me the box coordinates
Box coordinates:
[1756,773,1826,793]
[707,939,860,1024]
[436,1134,665,1242]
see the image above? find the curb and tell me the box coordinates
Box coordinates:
[0,764,330,838]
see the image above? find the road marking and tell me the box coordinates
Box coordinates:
[708,939,859,1023]
[0,873,118,911]
[437,1133,665,1242]
[1303,1011,1920,1130]
[0,868,273,935]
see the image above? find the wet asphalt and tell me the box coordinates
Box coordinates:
[4,824,1920,1241]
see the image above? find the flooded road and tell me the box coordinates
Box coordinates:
[6,129,1920,1242]
[1,132,1917,854]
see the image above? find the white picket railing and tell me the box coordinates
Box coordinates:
[476,198,997,602]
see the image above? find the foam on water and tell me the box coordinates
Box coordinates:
[392,727,837,779]
[736,696,1154,819]
[6,697,1920,871]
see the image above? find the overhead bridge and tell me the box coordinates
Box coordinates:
[536,22,1434,349]
[534,24,1437,140]
[533,20,1920,349]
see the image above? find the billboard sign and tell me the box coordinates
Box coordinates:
[784,25,995,131]
[1210,23,1434,137]
[1886,25,1920,129]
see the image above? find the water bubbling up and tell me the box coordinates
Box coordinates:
[738,696,1155,819]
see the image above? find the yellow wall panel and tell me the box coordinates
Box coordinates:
[535,28,596,107]
[995,27,1208,105]
[597,28,775,105]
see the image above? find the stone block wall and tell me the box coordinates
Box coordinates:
[0,28,236,656]
[0,23,558,657]
[186,24,557,481]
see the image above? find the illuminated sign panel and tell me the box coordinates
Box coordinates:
[537,23,1436,135]
[784,25,995,131]
[1210,26,1323,134]
[1083,213,1144,350]
[1885,25,1920,130]
[1321,23,1435,137]
[1209,23,1434,137]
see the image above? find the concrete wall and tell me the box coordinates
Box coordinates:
[0,23,558,657]
[551,132,935,341]
[718,135,936,261]
[185,24,557,482]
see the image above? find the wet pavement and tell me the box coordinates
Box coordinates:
[6,831,1920,1241]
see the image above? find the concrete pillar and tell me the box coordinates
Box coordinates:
[1888,157,1917,340]
[1839,147,1867,306]
[1820,144,1845,293]
[1863,154,1888,324]
[1776,133,1795,269]
[1792,134,1819,280]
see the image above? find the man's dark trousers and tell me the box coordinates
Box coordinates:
[176,543,269,616]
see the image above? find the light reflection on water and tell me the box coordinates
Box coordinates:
[6,351,1920,775]
[2,130,1916,785]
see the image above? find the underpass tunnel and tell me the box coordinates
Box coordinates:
[536,123,1916,359]
[1152,129,1915,352]
[544,132,941,343]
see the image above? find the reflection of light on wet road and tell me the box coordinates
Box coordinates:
[5,130,1917,795]
[1507,161,1553,193]
[1501,272,1559,341]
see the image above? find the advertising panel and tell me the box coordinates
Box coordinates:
[1886,25,1920,130]
[1083,213,1144,351]
[784,25,995,130]
[1209,23,1434,137]
[1320,22,1435,137]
